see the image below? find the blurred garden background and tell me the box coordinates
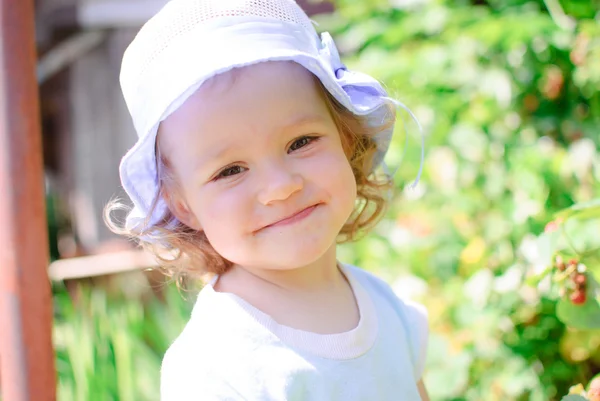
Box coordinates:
[39,0,600,400]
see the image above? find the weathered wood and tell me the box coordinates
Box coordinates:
[0,0,56,399]
[68,30,137,251]
[48,250,157,280]
[37,31,107,84]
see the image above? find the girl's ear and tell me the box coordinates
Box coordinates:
[164,191,203,231]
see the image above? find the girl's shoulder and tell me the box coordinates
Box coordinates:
[342,263,429,381]
[343,263,428,316]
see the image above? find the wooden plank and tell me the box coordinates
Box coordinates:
[0,0,56,399]
[77,0,169,27]
[48,250,158,281]
[68,31,138,250]
[37,30,106,84]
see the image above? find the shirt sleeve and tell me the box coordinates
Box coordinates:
[346,265,430,382]
[401,299,429,381]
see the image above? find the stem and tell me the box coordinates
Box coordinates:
[561,222,582,256]
[542,0,576,31]
[554,263,577,282]
[581,246,600,257]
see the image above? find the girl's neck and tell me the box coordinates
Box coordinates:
[212,244,360,334]
[215,244,345,295]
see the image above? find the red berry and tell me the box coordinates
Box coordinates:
[569,259,578,266]
[570,290,587,305]
[573,274,587,286]
[555,256,566,271]
[545,221,558,233]
[589,378,600,401]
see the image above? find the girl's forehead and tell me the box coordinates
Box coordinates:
[168,63,326,129]
[158,62,332,157]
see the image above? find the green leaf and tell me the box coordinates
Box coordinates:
[561,396,588,401]
[525,265,552,287]
[557,219,600,256]
[555,199,600,221]
[536,231,560,265]
[583,254,600,283]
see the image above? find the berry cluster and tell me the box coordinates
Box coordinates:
[555,256,588,305]
[569,376,600,400]
[589,377,600,401]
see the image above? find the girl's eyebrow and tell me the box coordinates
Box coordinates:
[283,114,329,130]
[193,114,329,174]
[193,144,235,173]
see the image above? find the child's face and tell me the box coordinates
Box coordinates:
[159,61,357,270]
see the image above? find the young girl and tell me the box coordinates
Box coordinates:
[108,0,429,399]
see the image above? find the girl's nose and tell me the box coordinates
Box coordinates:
[257,165,303,205]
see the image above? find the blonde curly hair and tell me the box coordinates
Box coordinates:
[105,78,394,280]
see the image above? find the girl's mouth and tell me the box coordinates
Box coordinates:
[261,203,321,230]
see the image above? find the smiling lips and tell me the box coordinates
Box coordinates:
[261,204,320,231]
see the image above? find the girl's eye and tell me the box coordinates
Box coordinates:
[288,136,317,153]
[215,165,245,180]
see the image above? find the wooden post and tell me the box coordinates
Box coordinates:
[0,0,56,399]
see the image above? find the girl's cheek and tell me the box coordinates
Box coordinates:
[200,189,244,219]
[314,148,351,174]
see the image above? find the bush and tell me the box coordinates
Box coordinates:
[323,0,599,399]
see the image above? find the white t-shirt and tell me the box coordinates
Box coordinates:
[161,263,428,401]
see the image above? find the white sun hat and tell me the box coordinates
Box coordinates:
[119,0,422,233]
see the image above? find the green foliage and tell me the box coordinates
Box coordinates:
[530,200,600,330]
[322,0,600,399]
[53,278,194,400]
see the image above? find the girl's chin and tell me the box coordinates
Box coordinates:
[225,242,335,270]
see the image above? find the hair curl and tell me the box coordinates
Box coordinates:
[105,79,394,280]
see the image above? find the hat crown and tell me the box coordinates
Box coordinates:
[189,0,316,28]
[120,0,318,136]
[124,0,316,72]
